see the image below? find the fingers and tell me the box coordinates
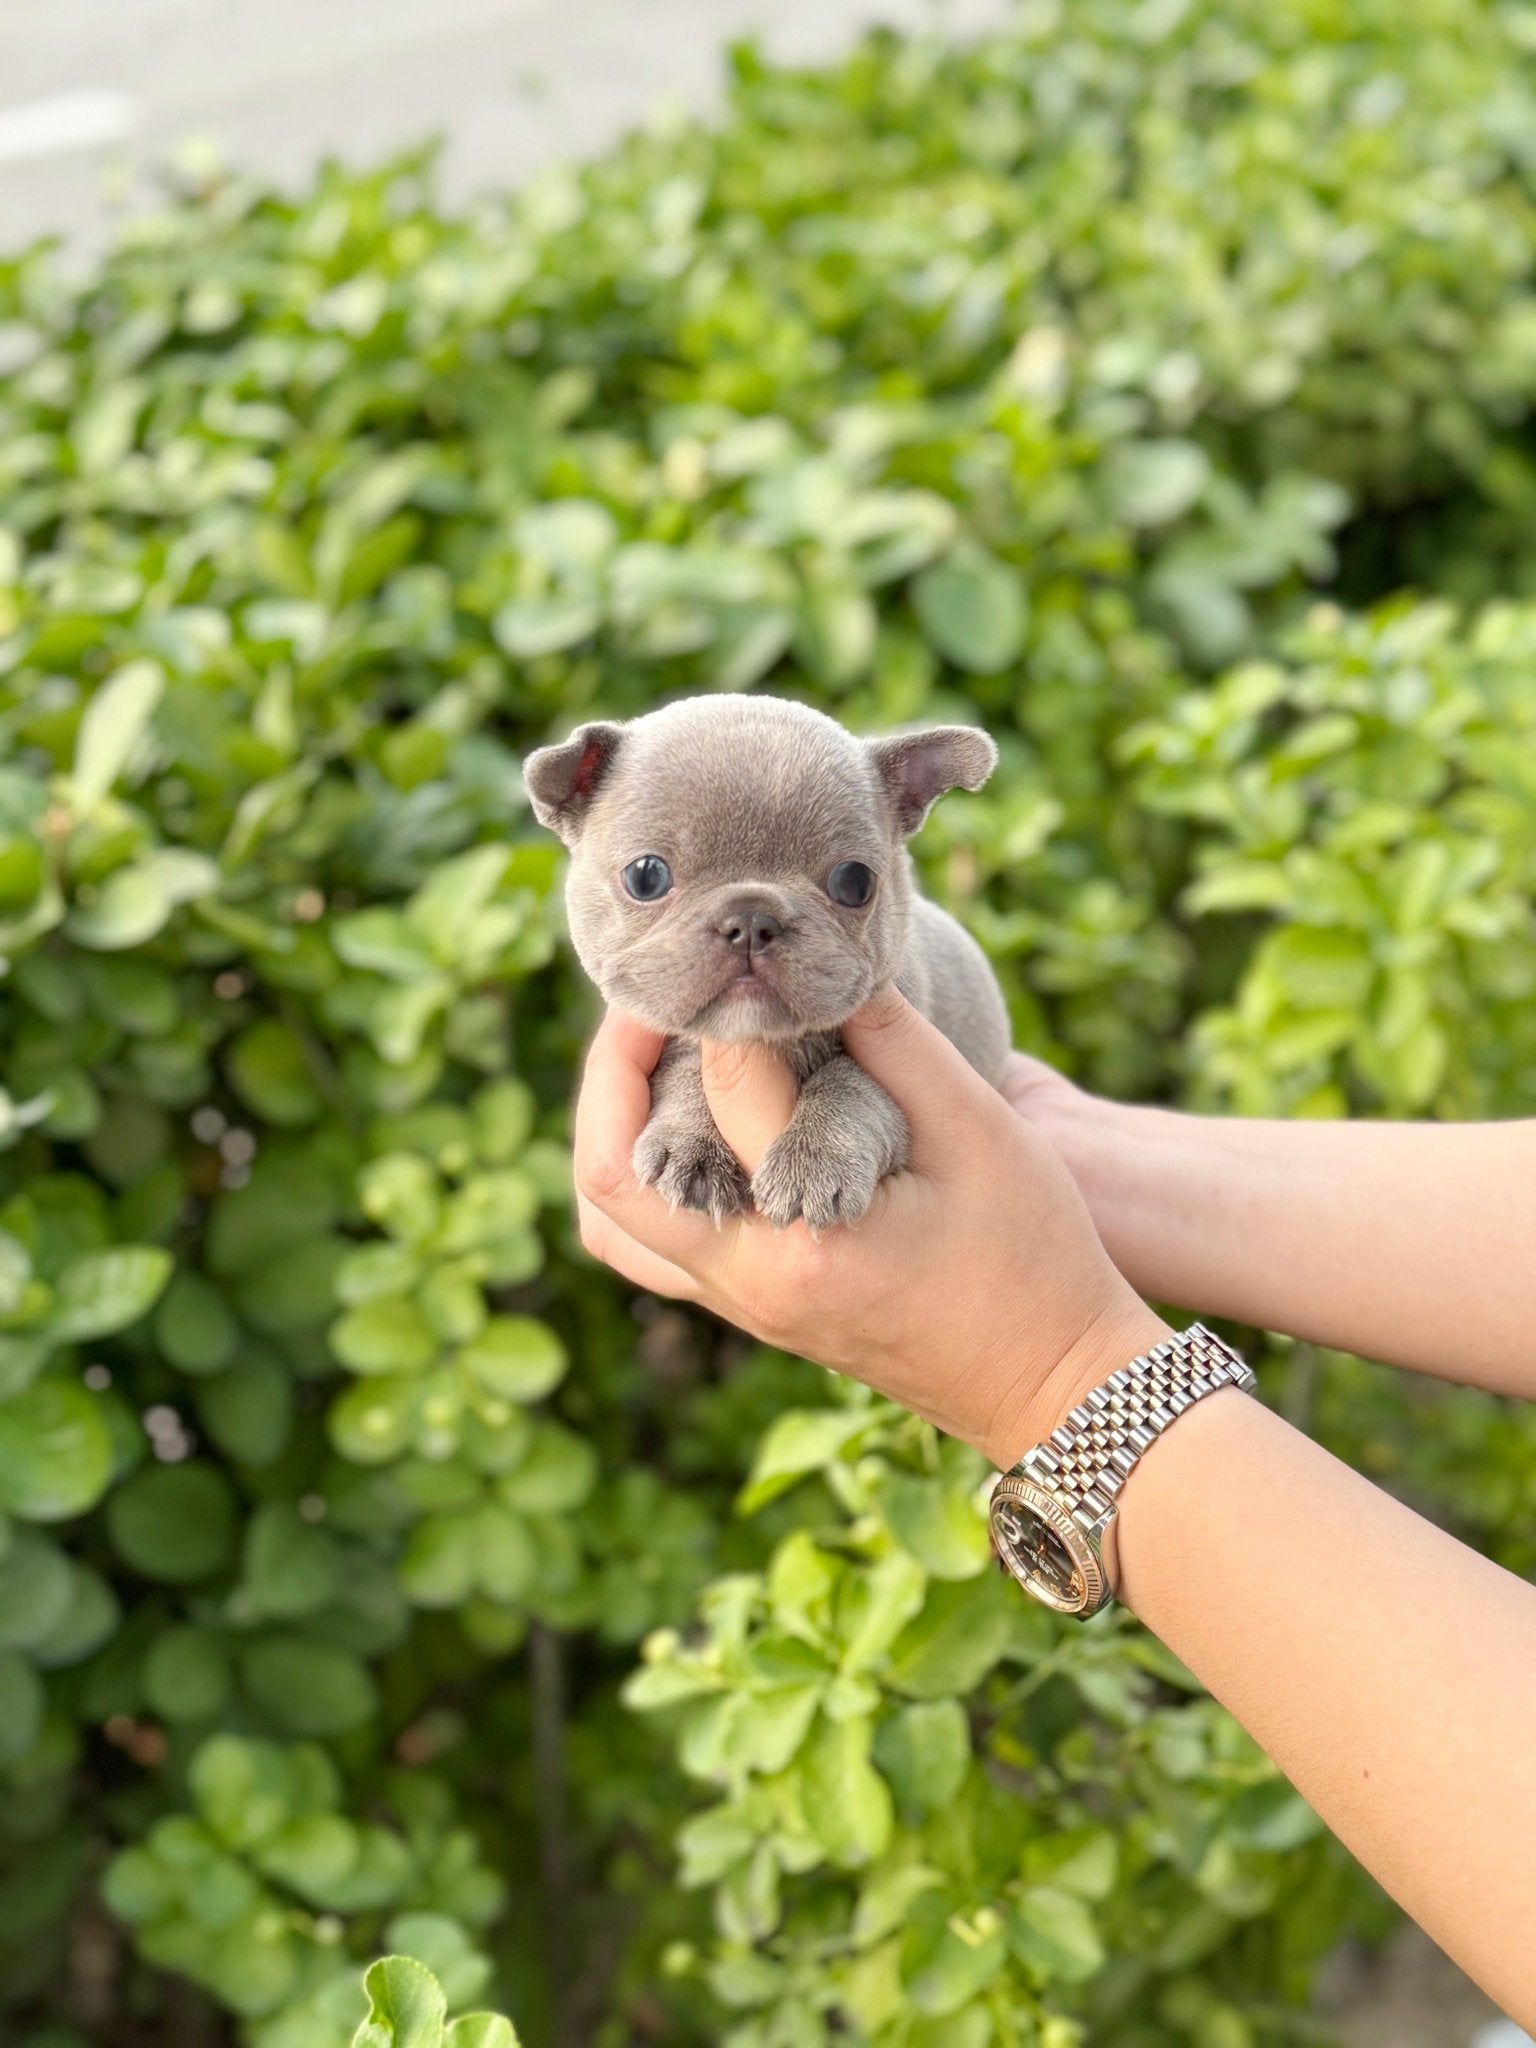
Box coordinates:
[841,987,1002,1172]
[575,1193,700,1301]
[998,1051,1065,1114]
[700,1040,798,1174]
[572,1010,728,1273]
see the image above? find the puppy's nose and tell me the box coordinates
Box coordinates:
[716,904,783,953]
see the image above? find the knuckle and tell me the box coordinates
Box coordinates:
[858,988,911,1038]
[703,1042,752,1093]
[577,1146,631,1207]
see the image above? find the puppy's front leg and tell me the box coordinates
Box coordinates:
[751,1053,908,1231]
[632,1039,752,1223]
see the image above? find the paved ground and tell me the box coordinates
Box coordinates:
[1323,1928,1508,2048]
[2,0,1011,251]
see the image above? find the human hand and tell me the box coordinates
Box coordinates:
[573,991,1169,1468]
[998,1048,1087,1128]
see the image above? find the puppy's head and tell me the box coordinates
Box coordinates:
[524,697,995,1043]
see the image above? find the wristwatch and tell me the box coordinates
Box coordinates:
[989,1323,1255,1619]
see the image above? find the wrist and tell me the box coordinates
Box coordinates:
[1039,1086,1152,1198]
[984,1290,1174,1470]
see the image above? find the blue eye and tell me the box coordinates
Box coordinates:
[621,855,673,903]
[826,861,875,908]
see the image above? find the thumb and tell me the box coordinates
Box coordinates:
[700,1039,798,1174]
[840,986,998,1168]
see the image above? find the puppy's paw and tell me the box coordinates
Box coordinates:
[633,1117,751,1222]
[751,1126,883,1231]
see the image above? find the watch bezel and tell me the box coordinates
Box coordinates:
[989,1474,1108,1617]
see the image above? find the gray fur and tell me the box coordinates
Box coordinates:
[525,695,1009,1226]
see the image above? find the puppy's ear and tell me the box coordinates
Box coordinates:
[867,726,997,836]
[523,721,625,844]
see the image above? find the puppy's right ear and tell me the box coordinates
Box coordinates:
[522,721,625,845]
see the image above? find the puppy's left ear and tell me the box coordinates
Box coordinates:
[523,721,625,845]
[867,726,997,836]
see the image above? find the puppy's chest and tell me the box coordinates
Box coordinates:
[786,1030,843,1084]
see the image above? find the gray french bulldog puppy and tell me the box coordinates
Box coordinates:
[524,695,1009,1229]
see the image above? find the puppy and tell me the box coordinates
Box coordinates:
[524,696,1009,1228]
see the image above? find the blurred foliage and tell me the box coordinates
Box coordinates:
[3,2,1536,2043]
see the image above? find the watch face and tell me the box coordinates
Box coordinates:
[989,1478,1106,1616]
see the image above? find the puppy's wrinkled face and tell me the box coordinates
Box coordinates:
[524,697,995,1044]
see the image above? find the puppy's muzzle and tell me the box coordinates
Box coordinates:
[711,890,791,959]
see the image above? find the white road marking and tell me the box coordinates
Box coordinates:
[0,91,141,165]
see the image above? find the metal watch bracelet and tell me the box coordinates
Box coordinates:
[989,1323,1256,1618]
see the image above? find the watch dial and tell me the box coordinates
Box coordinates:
[994,1500,1084,1605]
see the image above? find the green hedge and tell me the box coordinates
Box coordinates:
[3,3,1536,2043]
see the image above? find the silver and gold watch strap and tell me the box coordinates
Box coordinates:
[991,1323,1256,1617]
[1018,1322,1256,1525]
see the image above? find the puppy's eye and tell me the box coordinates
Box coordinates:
[621,855,673,903]
[826,861,875,908]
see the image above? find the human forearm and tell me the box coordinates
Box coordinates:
[1116,1388,1536,2025]
[1042,1097,1536,1394]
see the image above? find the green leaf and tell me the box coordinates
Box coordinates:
[107,1462,239,1581]
[397,1513,477,1608]
[492,592,602,659]
[384,1913,491,2012]
[457,1317,565,1402]
[1104,439,1210,526]
[835,1551,927,1673]
[1021,1825,1119,1902]
[515,498,616,573]
[1257,925,1373,1012]
[196,1350,294,1466]
[331,1298,439,1376]
[102,1845,176,1925]
[0,1228,32,1316]
[190,1734,302,1852]
[872,1698,969,1814]
[65,867,173,951]
[154,1270,239,1376]
[1008,1884,1106,1984]
[142,1625,233,1723]
[445,2017,520,2048]
[354,1955,447,2048]
[471,1504,535,1604]
[255,1813,360,1904]
[800,1712,892,1868]
[227,1019,325,1127]
[885,1577,1014,1700]
[738,1408,874,1513]
[0,1379,114,1521]
[239,1635,379,1736]
[901,1900,1007,2017]
[879,1471,990,1578]
[27,1559,120,1667]
[0,1529,74,1650]
[49,1245,173,1342]
[794,582,877,688]
[497,1424,597,1514]
[329,1374,419,1466]
[468,1079,536,1165]
[242,1500,340,1619]
[911,547,1028,674]
[73,661,165,811]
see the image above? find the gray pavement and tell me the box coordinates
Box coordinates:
[1,0,1011,252]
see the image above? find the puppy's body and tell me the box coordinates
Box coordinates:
[525,696,1008,1227]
